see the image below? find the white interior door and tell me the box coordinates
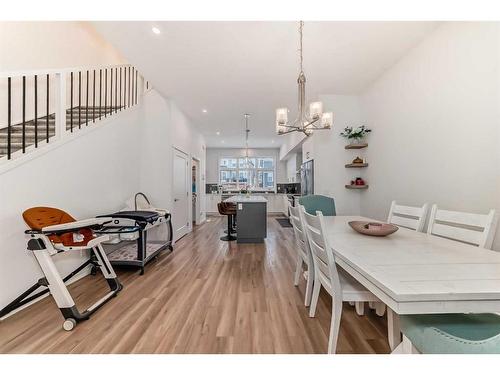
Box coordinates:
[172,148,190,240]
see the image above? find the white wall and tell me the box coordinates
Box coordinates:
[205,147,286,185]
[0,22,124,71]
[300,95,364,215]
[359,22,500,250]
[138,90,206,232]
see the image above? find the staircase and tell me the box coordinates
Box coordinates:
[0,106,122,158]
[1,64,147,162]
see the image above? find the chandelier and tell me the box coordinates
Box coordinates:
[275,21,333,136]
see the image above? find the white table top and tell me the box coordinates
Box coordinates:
[323,216,500,313]
[224,196,268,203]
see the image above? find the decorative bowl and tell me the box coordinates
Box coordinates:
[348,221,399,237]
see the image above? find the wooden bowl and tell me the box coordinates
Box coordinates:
[348,221,399,237]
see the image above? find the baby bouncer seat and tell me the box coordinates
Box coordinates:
[0,207,122,331]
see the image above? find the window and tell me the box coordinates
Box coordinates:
[219,156,275,191]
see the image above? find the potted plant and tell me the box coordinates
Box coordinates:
[340,125,372,144]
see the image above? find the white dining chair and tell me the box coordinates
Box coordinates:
[388,200,429,232]
[370,201,430,318]
[427,205,498,248]
[299,205,381,354]
[289,204,315,307]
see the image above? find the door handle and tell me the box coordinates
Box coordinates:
[174,198,179,202]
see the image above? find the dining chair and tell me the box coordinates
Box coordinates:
[289,204,314,307]
[369,201,430,317]
[298,195,336,216]
[300,205,380,354]
[398,206,500,354]
[427,205,498,248]
[387,200,429,232]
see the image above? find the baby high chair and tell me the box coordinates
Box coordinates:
[0,207,122,331]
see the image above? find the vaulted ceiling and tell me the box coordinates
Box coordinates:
[92,21,438,148]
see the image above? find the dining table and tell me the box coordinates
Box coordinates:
[322,216,500,352]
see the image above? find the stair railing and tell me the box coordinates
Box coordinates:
[0,64,148,162]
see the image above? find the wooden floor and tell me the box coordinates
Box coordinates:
[0,216,390,354]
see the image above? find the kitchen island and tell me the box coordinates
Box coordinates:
[224,195,267,243]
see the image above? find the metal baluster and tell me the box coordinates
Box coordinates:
[119,67,122,111]
[22,76,26,153]
[86,70,89,125]
[78,71,81,129]
[131,67,134,106]
[128,67,131,107]
[105,69,107,118]
[99,69,102,120]
[110,68,113,116]
[70,72,73,132]
[7,77,11,159]
[34,75,38,147]
[46,74,49,143]
[93,70,96,123]
[135,69,138,105]
[115,67,118,113]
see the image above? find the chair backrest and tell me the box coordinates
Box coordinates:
[427,205,498,249]
[387,200,429,232]
[298,195,336,216]
[300,205,341,294]
[289,204,310,262]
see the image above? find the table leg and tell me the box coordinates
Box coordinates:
[387,307,401,351]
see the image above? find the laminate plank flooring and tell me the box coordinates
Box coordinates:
[0,216,390,354]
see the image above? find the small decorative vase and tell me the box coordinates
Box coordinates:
[349,138,361,145]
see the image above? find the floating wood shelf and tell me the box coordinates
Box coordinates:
[345,143,368,149]
[345,185,369,190]
[345,163,368,168]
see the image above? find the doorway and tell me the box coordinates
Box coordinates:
[172,148,190,240]
[192,158,201,225]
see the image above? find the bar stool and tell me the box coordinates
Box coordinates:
[218,202,237,241]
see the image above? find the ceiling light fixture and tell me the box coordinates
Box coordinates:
[244,114,255,169]
[202,109,208,113]
[152,27,161,35]
[216,131,220,135]
[275,21,333,136]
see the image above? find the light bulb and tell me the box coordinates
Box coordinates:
[309,101,323,120]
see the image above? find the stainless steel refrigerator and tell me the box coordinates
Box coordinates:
[300,160,314,196]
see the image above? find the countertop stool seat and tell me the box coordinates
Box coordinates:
[218,202,237,241]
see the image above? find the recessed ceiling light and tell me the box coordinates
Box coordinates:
[202,109,208,113]
[216,131,220,136]
[152,27,161,35]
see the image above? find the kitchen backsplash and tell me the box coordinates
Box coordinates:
[276,183,301,194]
[206,183,300,194]
[206,184,219,193]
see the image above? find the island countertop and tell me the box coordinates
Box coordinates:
[224,196,268,203]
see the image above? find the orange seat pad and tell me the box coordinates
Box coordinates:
[23,207,94,247]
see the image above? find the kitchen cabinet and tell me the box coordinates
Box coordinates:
[205,194,222,214]
[205,193,287,215]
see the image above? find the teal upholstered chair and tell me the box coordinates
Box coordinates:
[399,206,500,354]
[400,313,500,354]
[298,195,336,216]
